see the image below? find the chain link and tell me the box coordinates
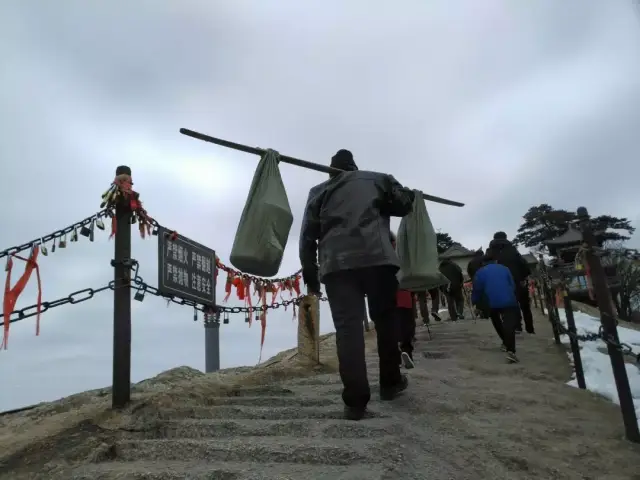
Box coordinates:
[0,209,111,260]
[130,275,326,314]
[0,280,123,326]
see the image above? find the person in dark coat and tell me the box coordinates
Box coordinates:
[299,149,414,420]
[467,248,489,318]
[438,258,465,320]
[489,231,534,333]
[471,251,520,363]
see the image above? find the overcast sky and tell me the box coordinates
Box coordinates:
[2,1,640,406]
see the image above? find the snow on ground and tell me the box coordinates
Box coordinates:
[557,308,640,424]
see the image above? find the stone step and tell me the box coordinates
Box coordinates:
[155,417,402,439]
[70,460,386,480]
[110,437,393,465]
[202,395,337,407]
[157,404,370,420]
[154,404,388,421]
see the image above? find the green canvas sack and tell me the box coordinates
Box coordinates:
[230,150,293,277]
[396,190,449,291]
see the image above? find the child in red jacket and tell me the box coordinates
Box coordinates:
[391,232,415,369]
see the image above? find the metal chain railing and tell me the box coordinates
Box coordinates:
[0,280,128,326]
[536,269,640,364]
[130,274,326,318]
[0,272,326,327]
[0,210,111,260]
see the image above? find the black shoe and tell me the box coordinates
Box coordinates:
[457,314,465,320]
[506,351,519,363]
[380,375,409,401]
[526,328,535,334]
[432,313,441,322]
[344,405,367,421]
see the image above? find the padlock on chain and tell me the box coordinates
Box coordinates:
[96,215,105,231]
[79,222,91,238]
[133,287,145,302]
[40,238,48,256]
[70,227,79,242]
[58,234,67,249]
[223,311,230,324]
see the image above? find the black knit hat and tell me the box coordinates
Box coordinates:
[330,149,358,174]
[493,231,507,240]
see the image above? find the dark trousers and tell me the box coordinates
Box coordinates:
[446,286,464,320]
[324,266,402,408]
[396,307,415,358]
[430,288,440,312]
[489,306,519,353]
[515,284,534,332]
[414,288,442,322]
[414,291,428,323]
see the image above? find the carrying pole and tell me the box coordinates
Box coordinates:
[180,128,465,208]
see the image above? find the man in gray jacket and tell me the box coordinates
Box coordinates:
[299,149,415,420]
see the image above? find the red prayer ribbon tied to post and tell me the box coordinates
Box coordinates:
[2,246,42,350]
[215,258,301,359]
[103,173,154,240]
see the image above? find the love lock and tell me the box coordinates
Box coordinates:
[133,288,145,302]
[79,223,91,238]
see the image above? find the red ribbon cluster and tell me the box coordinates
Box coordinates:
[215,258,302,360]
[3,246,42,350]
[107,174,155,240]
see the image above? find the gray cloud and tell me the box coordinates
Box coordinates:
[2,0,640,408]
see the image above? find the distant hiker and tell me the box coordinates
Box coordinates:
[391,233,415,369]
[471,251,520,363]
[413,288,442,324]
[438,258,465,320]
[489,232,534,334]
[299,149,414,420]
[467,248,484,280]
[467,248,489,318]
[414,290,429,325]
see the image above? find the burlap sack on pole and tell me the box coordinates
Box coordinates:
[230,150,293,277]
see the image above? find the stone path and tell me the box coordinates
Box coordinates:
[3,310,640,479]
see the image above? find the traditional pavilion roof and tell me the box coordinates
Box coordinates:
[544,226,583,245]
[522,253,539,265]
[439,244,475,259]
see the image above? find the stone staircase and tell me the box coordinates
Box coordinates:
[67,359,409,479]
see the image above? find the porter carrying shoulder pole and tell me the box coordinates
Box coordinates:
[180,128,465,207]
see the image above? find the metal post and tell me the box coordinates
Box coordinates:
[204,312,221,373]
[577,207,640,442]
[112,165,133,409]
[539,256,561,345]
[536,284,546,315]
[561,284,586,389]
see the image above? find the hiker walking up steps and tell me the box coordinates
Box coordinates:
[439,258,465,320]
[390,232,415,369]
[299,149,415,421]
[471,250,520,363]
[489,231,534,334]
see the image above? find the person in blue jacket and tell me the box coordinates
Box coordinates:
[471,250,520,363]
